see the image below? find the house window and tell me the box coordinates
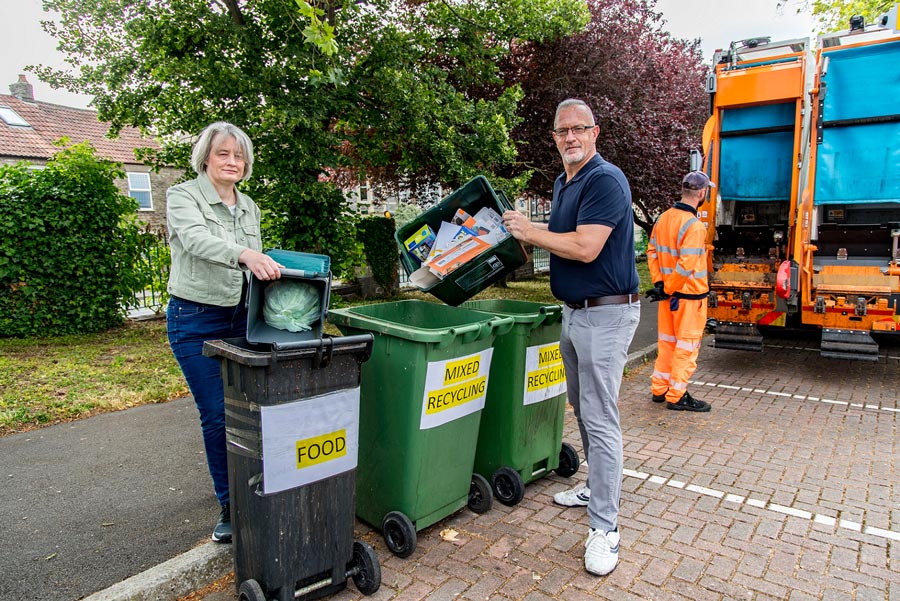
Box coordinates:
[127,172,152,210]
[357,181,372,214]
[0,106,30,127]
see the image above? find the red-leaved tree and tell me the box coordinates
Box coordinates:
[503,0,709,234]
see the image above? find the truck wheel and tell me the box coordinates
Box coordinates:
[492,467,525,506]
[382,511,416,558]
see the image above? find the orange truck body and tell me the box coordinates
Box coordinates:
[699,12,900,357]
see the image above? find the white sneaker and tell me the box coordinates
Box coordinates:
[584,528,619,576]
[553,484,590,507]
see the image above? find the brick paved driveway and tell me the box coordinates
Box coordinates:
[218,337,900,601]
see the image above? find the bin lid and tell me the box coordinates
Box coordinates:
[462,299,563,326]
[265,249,330,277]
[328,299,514,344]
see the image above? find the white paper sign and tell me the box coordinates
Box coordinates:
[259,387,360,494]
[522,342,566,405]
[420,348,493,430]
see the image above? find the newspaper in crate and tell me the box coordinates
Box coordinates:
[403,224,436,264]
[428,236,492,277]
[407,207,511,287]
[473,207,509,240]
[426,221,478,263]
[451,208,476,228]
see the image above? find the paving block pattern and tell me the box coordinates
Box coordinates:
[224,338,900,600]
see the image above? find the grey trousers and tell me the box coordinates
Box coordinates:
[560,301,640,532]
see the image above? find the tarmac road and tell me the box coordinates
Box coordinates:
[0,397,218,600]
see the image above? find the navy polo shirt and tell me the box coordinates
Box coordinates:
[547,153,640,303]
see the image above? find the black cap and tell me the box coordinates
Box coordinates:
[682,171,714,190]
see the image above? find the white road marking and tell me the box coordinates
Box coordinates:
[686,379,898,415]
[622,467,898,542]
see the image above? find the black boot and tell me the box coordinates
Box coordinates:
[667,392,711,412]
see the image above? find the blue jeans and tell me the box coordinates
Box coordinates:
[560,301,640,533]
[166,296,247,507]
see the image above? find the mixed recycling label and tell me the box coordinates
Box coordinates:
[420,348,493,430]
[523,342,566,405]
[259,387,359,494]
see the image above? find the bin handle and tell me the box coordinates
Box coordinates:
[271,333,373,353]
[277,267,329,279]
[491,315,515,337]
[445,322,483,346]
[454,316,514,343]
[530,304,563,330]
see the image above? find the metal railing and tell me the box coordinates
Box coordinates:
[532,247,550,273]
[127,226,170,315]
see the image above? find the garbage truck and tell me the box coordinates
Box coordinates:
[700,35,812,351]
[699,9,900,358]
[791,12,900,359]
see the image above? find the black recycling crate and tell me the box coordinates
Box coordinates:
[395,176,527,306]
[203,335,381,601]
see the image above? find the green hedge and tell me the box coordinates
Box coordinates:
[0,143,143,337]
[357,216,398,296]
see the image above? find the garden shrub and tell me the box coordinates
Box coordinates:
[356,216,398,296]
[0,142,143,337]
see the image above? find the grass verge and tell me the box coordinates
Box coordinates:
[1,264,650,437]
[0,319,187,436]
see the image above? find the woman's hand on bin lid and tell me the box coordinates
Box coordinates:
[240,248,283,280]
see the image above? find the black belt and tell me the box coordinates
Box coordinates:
[565,293,640,310]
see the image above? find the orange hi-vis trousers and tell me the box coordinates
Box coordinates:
[651,297,707,404]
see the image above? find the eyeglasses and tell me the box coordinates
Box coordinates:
[551,125,596,137]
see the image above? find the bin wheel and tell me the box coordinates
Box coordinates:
[238,579,266,601]
[468,473,493,514]
[492,467,525,506]
[382,511,416,558]
[554,442,580,478]
[349,540,381,595]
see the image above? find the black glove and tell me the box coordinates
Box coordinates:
[644,281,670,302]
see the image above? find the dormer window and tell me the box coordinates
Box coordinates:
[0,106,29,127]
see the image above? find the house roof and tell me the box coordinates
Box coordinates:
[0,94,157,165]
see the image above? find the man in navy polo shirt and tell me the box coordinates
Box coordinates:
[503,98,640,576]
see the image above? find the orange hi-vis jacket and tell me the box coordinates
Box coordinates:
[647,202,710,404]
[647,203,709,297]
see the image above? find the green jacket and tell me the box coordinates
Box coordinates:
[166,172,262,306]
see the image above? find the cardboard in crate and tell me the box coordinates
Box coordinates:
[246,249,331,347]
[395,176,527,306]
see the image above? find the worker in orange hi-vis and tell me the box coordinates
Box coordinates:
[645,171,714,412]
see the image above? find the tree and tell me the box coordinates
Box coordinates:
[34,0,589,277]
[780,0,895,31]
[500,0,708,235]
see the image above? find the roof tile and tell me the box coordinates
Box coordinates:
[0,94,157,165]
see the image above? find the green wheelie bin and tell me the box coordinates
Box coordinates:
[461,299,580,507]
[328,300,514,558]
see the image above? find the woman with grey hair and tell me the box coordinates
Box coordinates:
[165,122,281,543]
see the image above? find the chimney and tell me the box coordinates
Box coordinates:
[10,74,34,102]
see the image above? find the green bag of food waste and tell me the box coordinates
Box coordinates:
[262,280,321,332]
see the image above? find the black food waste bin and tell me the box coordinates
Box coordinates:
[203,335,380,601]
